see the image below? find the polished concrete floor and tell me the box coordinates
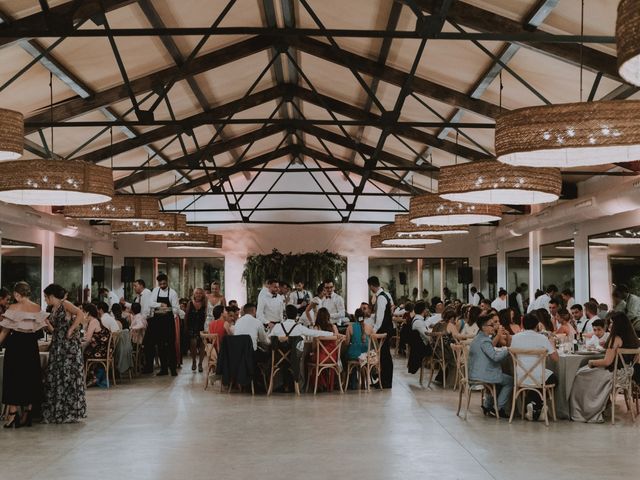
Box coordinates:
[1,359,638,480]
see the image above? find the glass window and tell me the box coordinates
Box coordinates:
[422,258,441,302]
[507,248,529,304]
[123,257,154,300]
[589,227,640,302]
[541,240,574,295]
[369,258,420,303]
[480,255,497,300]
[443,258,470,303]
[184,257,225,299]
[54,247,83,304]
[91,254,113,302]
[1,239,42,303]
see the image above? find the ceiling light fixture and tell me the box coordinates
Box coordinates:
[391,214,469,236]
[370,235,423,250]
[438,161,561,204]
[379,223,442,246]
[145,225,209,244]
[0,108,23,160]
[617,0,640,86]
[409,194,502,226]
[167,234,223,250]
[111,213,187,235]
[62,195,158,221]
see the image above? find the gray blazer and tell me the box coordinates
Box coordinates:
[468,332,509,384]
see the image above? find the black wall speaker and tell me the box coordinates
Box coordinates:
[457,266,473,284]
[399,272,407,285]
[120,265,135,283]
[487,266,498,284]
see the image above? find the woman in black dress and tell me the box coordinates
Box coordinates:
[0,281,47,428]
[186,287,207,372]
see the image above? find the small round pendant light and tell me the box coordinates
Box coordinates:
[145,226,209,244]
[168,234,223,250]
[392,214,469,236]
[111,213,187,235]
[370,235,423,250]
[409,194,502,226]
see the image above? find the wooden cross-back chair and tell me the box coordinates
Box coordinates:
[611,348,640,425]
[267,336,301,396]
[85,330,120,389]
[453,343,499,421]
[199,332,219,390]
[306,336,344,395]
[365,333,387,391]
[508,348,557,426]
[422,332,447,388]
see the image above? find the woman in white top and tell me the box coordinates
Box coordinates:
[304,284,325,326]
[206,281,226,323]
[460,305,481,343]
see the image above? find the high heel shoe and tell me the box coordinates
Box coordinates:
[21,410,33,427]
[481,406,496,418]
[3,411,21,429]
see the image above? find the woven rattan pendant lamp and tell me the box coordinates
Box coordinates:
[0,108,23,160]
[438,161,561,204]
[617,0,640,86]
[392,214,469,236]
[168,234,223,250]
[379,223,442,246]
[370,235,423,250]
[409,194,502,226]
[62,195,158,221]
[145,225,209,244]
[111,213,187,235]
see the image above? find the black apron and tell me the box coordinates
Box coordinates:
[145,289,177,373]
[376,290,394,388]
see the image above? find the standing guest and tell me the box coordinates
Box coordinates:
[0,287,11,316]
[233,303,269,353]
[41,284,87,424]
[468,314,512,418]
[469,286,481,306]
[509,286,524,318]
[97,301,120,333]
[510,313,559,421]
[257,278,284,326]
[129,302,146,345]
[99,287,120,310]
[570,312,640,422]
[533,285,558,313]
[612,284,640,335]
[208,305,232,340]
[586,319,609,348]
[0,282,47,428]
[491,288,508,311]
[479,298,491,314]
[561,289,575,310]
[81,303,110,387]
[122,279,153,321]
[367,276,394,389]
[279,282,291,305]
[597,303,609,320]
[206,281,226,309]
[289,279,310,315]
[111,303,129,330]
[186,287,207,372]
[145,274,180,376]
[548,299,560,329]
[304,284,325,326]
[555,309,576,338]
[321,279,346,325]
[571,304,591,336]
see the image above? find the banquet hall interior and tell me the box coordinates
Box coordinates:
[1,0,640,479]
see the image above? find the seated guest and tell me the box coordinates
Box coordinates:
[580,302,599,337]
[570,304,589,336]
[585,319,609,349]
[310,307,340,390]
[233,303,269,352]
[345,307,373,360]
[460,306,481,342]
[535,308,555,333]
[271,305,334,339]
[111,303,129,330]
[208,304,232,339]
[497,308,518,346]
[82,303,110,387]
[411,301,430,344]
[425,302,444,328]
[468,313,513,418]
[597,303,609,320]
[129,302,146,345]
[555,309,576,337]
[479,298,491,314]
[570,312,640,422]
[314,307,338,336]
[225,304,240,326]
[97,301,120,332]
[511,313,559,421]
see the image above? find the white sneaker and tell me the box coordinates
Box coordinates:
[525,402,534,421]
[471,384,484,391]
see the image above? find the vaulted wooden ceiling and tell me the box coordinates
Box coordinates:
[0,0,634,224]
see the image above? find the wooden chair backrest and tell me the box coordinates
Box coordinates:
[270,336,293,370]
[508,348,548,387]
[200,333,220,363]
[452,344,469,384]
[613,347,640,386]
[368,333,387,355]
[314,336,344,366]
[107,331,120,357]
[429,331,446,360]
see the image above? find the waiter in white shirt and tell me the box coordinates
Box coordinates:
[533,285,558,312]
[100,287,120,310]
[368,276,394,389]
[122,278,153,320]
[321,279,346,324]
[491,288,508,311]
[289,279,310,315]
[469,286,481,306]
[257,279,284,326]
[146,273,180,376]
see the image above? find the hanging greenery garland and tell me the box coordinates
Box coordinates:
[243,249,347,302]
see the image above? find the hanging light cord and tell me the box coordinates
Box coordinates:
[579,0,584,102]
[49,71,53,156]
[499,70,503,112]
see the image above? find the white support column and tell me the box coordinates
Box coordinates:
[224,253,247,306]
[82,243,93,302]
[41,231,55,308]
[529,230,541,295]
[347,255,369,314]
[497,242,507,292]
[573,227,589,304]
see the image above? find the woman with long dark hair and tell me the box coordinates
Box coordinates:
[569,312,640,422]
[0,282,47,428]
[41,284,87,423]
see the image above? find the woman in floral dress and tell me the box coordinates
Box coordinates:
[41,284,87,423]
